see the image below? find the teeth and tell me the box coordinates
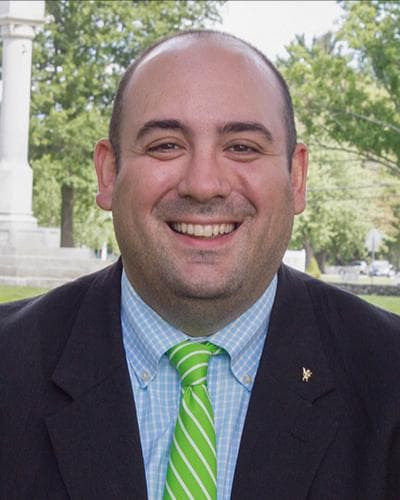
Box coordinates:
[171,222,235,237]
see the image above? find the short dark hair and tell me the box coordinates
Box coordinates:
[109,30,297,167]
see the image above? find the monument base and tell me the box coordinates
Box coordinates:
[0,216,113,288]
[0,214,59,253]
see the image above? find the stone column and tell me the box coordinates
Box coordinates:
[0,1,45,226]
[0,1,107,285]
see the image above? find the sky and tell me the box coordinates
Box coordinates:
[218,1,345,61]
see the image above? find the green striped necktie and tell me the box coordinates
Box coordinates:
[163,340,222,500]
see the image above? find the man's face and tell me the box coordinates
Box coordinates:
[95,37,307,331]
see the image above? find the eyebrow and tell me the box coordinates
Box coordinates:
[135,119,274,143]
[219,121,274,143]
[136,119,189,141]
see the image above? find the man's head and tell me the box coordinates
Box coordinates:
[94,30,308,336]
[108,30,297,169]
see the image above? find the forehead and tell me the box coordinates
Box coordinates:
[122,36,285,135]
[136,35,274,78]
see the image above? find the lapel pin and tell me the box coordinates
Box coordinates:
[302,367,312,382]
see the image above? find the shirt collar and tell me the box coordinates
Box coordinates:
[121,271,277,391]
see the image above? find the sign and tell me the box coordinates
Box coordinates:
[365,229,383,253]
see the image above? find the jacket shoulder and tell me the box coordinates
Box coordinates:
[1,269,97,330]
[283,266,400,416]
[280,265,400,369]
[0,262,121,363]
[293,267,400,334]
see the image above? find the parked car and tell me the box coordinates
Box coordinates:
[350,260,368,275]
[369,260,395,277]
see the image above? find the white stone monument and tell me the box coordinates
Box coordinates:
[0,0,59,250]
[0,1,110,287]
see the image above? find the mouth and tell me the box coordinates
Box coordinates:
[169,222,239,238]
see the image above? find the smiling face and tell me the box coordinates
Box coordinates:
[94,35,308,335]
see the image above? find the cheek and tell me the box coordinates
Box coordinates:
[237,166,292,212]
[111,173,145,230]
[115,160,182,208]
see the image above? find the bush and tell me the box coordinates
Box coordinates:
[306,257,321,279]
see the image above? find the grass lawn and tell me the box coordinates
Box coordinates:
[359,295,400,315]
[0,285,48,303]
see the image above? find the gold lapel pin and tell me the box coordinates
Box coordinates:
[302,367,313,382]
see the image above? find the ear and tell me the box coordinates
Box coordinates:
[94,139,117,211]
[290,143,308,215]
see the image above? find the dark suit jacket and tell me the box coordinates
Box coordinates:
[1,260,399,499]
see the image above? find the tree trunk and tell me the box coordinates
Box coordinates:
[61,184,74,247]
[315,252,327,273]
[304,239,314,270]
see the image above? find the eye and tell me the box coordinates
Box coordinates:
[146,141,185,160]
[224,141,262,162]
[227,144,259,154]
[148,142,180,152]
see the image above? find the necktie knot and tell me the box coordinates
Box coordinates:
[168,340,221,387]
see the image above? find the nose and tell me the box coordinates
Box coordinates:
[177,151,232,202]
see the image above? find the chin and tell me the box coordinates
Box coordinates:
[170,279,239,301]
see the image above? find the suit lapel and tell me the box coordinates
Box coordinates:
[45,261,147,499]
[232,266,342,498]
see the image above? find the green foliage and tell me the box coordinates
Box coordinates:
[32,0,222,117]
[382,202,400,269]
[289,147,399,266]
[280,1,400,175]
[30,0,223,248]
[282,1,400,265]
[306,256,321,279]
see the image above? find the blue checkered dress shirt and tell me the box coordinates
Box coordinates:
[121,270,277,499]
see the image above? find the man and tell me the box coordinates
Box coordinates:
[0,30,399,499]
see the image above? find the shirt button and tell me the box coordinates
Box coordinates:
[242,374,253,385]
[141,370,150,382]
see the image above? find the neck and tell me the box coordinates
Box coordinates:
[125,272,274,337]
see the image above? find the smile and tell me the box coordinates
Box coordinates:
[170,222,236,238]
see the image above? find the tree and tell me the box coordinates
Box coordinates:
[289,147,397,271]
[384,203,400,269]
[280,1,400,268]
[280,1,400,176]
[30,0,223,247]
